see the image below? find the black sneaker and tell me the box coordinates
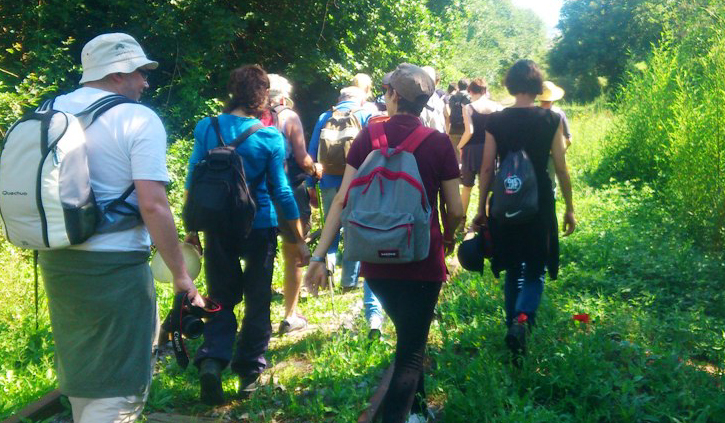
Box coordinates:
[368,328,381,341]
[239,373,261,399]
[199,359,224,405]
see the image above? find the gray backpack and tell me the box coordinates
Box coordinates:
[341,123,434,264]
[0,95,140,249]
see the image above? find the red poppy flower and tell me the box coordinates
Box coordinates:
[573,313,591,324]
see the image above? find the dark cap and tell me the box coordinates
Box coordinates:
[382,71,393,86]
[389,63,435,105]
[457,227,494,274]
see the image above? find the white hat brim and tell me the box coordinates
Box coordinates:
[80,56,158,84]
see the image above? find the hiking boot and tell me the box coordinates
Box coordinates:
[341,285,360,293]
[368,328,382,341]
[278,314,307,335]
[238,373,261,399]
[199,359,224,405]
[505,313,528,367]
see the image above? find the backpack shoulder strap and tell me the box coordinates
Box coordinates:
[211,116,225,147]
[229,123,264,148]
[396,125,436,154]
[75,95,137,129]
[368,122,388,151]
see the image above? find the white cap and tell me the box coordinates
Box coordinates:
[79,33,158,84]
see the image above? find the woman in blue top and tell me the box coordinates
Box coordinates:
[184,65,310,405]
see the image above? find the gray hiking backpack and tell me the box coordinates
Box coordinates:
[0,95,140,249]
[341,123,434,264]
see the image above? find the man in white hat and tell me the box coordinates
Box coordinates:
[38,33,202,422]
[538,81,572,194]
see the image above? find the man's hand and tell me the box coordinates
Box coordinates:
[562,210,576,236]
[297,240,311,267]
[308,187,319,208]
[173,274,205,307]
[472,211,488,232]
[312,163,323,179]
[304,261,327,296]
[184,232,202,255]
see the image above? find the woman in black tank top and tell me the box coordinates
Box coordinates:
[473,60,576,362]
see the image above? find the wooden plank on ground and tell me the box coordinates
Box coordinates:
[4,389,63,423]
[357,364,395,423]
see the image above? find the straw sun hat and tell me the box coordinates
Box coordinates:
[538,81,565,102]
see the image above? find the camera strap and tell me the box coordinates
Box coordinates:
[168,293,223,370]
[170,292,191,369]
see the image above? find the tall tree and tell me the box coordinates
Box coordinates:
[0,0,462,137]
[548,0,671,101]
[448,0,548,86]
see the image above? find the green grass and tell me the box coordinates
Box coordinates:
[2,102,725,421]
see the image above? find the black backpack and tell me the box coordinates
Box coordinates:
[449,92,471,130]
[182,117,262,236]
[491,149,538,224]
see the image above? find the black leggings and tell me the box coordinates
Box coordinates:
[367,279,442,423]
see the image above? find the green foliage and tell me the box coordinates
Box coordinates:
[448,0,548,86]
[548,0,674,101]
[593,8,725,247]
[432,104,725,422]
[0,0,465,138]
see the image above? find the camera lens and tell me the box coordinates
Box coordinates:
[181,315,204,339]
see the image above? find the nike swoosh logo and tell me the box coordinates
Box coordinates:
[505,210,522,218]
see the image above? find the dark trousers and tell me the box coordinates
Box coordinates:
[504,262,545,327]
[367,279,442,423]
[194,228,277,377]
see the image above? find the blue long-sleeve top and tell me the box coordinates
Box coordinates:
[185,114,299,229]
[306,100,372,189]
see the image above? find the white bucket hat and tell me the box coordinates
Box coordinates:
[79,33,158,84]
[539,81,565,102]
[150,242,202,283]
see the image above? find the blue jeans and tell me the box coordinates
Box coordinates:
[364,281,383,329]
[504,262,545,327]
[320,187,360,288]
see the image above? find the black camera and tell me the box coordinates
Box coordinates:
[162,292,221,369]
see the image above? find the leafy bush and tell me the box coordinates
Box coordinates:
[593,17,725,248]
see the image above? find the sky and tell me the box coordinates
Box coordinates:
[511,0,563,36]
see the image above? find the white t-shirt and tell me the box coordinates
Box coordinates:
[420,92,446,132]
[53,87,169,252]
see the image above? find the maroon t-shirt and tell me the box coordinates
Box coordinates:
[346,114,460,282]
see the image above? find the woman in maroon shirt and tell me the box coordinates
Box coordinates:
[305,64,463,422]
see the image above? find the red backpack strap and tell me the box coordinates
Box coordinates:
[368,122,388,151]
[396,125,436,154]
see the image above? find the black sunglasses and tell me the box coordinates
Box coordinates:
[137,68,149,81]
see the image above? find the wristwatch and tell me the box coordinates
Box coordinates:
[310,255,325,263]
